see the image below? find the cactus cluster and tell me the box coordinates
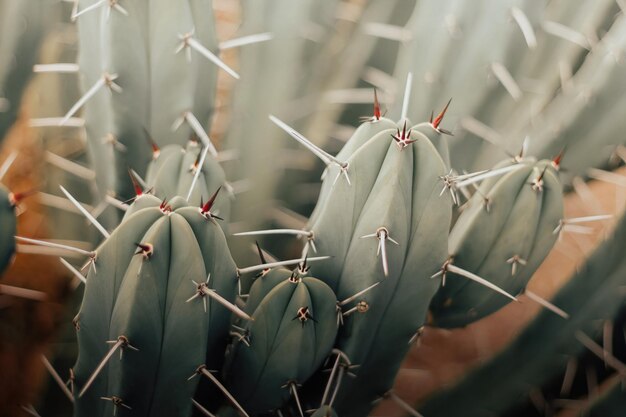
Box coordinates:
[1,1,626,417]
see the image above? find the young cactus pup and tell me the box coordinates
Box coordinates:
[224,275,338,414]
[429,158,564,328]
[73,195,239,417]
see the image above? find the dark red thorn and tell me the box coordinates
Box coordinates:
[432,98,452,130]
[191,152,201,171]
[552,147,566,169]
[429,110,434,124]
[200,186,222,216]
[159,198,172,213]
[8,189,37,207]
[128,169,143,197]
[255,241,267,265]
[373,89,381,120]
[134,242,153,257]
[143,128,160,159]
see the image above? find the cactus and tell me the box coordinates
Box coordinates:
[429,158,564,328]
[0,0,52,142]
[0,184,16,274]
[225,274,338,414]
[418,207,626,417]
[145,141,231,215]
[283,113,452,416]
[71,0,223,201]
[73,195,239,417]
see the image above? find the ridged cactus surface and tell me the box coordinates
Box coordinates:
[73,195,237,417]
[430,158,564,328]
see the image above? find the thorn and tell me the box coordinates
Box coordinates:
[192,399,217,417]
[60,73,120,126]
[491,62,522,101]
[576,331,626,375]
[128,169,143,197]
[524,289,569,319]
[385,391,424,417]
[238,256,330,275]
[134,242,153,259]
[100,396,132,415]
[200,187,222,220]
[551,147,566,170]
[219,32,274,50]
[511,7,537,49]
[80,336,137,398]
[506,255,527,276]
[0,151,17,181]
[292,306,316,327]
[531,166,548,192]
[60,186,111,238]
[59,257,87,287]
[361,227,399,276]
[391,121,416,150]
[431,98,452,134]
[338,282,380,307]
[0,284,47,301]
[341,301,369,317]
[143,128,160,159]
[269,115,348,172]
[177,31,240,79]
[15,236,96,259]
[159,198,172,213]
[359,89,382,123]
[400,72,413,122]
[190,366,250,417]
[41,355,74,403]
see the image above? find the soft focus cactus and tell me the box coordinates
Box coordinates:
[72,0,222,200]
[3,1,626,417]
[0,184,16,273]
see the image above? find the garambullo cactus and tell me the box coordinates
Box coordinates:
[70,0,224,200]
[263,109,453,417]
[429,157,564,328]
[419,206,626,417]
[224,273,338,414]
[0,184,16,274]
[72,194,240,417]
[145,140,231,214]
[0,0,52,142]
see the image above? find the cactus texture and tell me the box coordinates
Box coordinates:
[419,208,626,417]
[145,141,231,214]
[0,185,16,274]
[73,195,238,417]
[300,116,452,416]
[225,275,338,413]
[73,0,220,200]
[430,158,564,328]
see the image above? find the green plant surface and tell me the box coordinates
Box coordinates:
[73,195,237,417]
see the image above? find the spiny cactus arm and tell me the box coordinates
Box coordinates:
[306,129,397,290]
[524,13,626,180]
[146,142,230,212]
[418,207,626,417]
[225,278,338,413]
[73,206,164,415]
[0,186,16,273]
[0,0,52,142]
[330,131,451,417]
[430,161,563,327]
[104,213,218,417]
